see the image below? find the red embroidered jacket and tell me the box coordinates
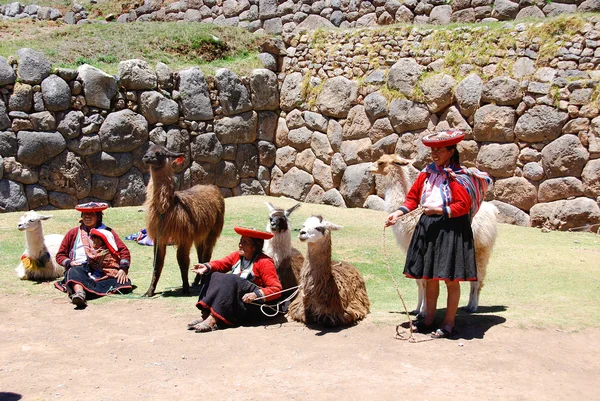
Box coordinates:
[208,252,282,302]
[56,225,131,271]
[399,172,472,218]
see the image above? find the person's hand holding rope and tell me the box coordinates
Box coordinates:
[242,292,258,303]
[385,210,405,227]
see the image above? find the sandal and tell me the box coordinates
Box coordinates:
[187,318,204,330]
[194,322,217,333]
[70,291,87,307]
[431,327,457,339]
[411,320,435,334]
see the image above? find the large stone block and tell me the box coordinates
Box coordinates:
[98,109,149,152]
[541,134,589,178]
[179,67,214,121]
[339,163,374,208]
[316,76,358,118]
[530,197,600,231]
[476,143,519,178]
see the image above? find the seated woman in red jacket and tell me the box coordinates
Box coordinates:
[188,227,282,333]
[54,202,132,307]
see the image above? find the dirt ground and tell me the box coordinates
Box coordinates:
[0,291,598,401]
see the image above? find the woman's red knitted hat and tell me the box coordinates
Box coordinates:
[75,202,109,213]
[234,226,274,240]
[422,130,465,147]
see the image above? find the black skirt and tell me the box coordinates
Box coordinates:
[195,272,279,326]
[404,214,477,281]
[54,263,133,298]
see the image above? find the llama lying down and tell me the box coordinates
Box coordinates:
[15,211,64,281]
[288,215,370,327]
[370,154,498,315]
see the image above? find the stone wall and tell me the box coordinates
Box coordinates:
[0,49,280,212]
[2,15,600,230]
[270,16,600,230]
[3,0,600,32]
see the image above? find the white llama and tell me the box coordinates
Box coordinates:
[370,154,498,315]
[15,211,65,281]
[263,202,303,292]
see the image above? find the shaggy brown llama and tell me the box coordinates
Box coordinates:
[263,202,303,292]
[369,153,498,315]
[288,215,370,327]
[142,144,225,297]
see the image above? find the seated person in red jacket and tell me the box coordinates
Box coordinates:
[55,202,132,308]
[188,227,282,333]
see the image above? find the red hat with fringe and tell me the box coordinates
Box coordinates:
[234,226,274,240]
[422,129,465,147]
[75,202,109,213]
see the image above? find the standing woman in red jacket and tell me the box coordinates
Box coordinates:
[385,130,491,338]
[188,227,282,333]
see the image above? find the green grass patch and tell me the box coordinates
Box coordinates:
[0,20,266,76]
[1,195,599,330]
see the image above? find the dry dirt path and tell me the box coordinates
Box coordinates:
[0,292,597,401]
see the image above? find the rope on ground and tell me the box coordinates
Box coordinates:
[250,285,301,317]
[383,207,432,343]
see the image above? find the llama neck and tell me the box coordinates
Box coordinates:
[147,165,175,214]
[263,230,293,264]
[26,226,47,257]
[303,234,334,293]
[384,169,410,213]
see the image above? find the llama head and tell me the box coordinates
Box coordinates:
[266,202,301,233]
[142,144,185,169]
[368,154,411,177]
[18,211,52,232]
[298,215,343,243]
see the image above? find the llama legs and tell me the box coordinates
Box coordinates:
[176,244,192,295]
[465,281,480,313]
[144,243,167,297]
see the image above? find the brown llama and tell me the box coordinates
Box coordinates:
[142,144,225,297]
[263,202,303,292]
[369,153,498,315]
[288,215,370,327]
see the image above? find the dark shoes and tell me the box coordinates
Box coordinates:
[411,320,435,334]
[431,327,458,339]
[70,291,87,307]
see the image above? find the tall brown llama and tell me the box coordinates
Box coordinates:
[288,215,370,327]
[263,202,303,292]
[142,144,225,297]
[369,153,498,315]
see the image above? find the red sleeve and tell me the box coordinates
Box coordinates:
[207,251,240,273]
[399,173,427,213]
[445,180,471,218]
[55,228,78,268]
[253,255,282,302]
[110,229,131,270]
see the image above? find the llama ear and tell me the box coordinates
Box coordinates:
[39,215,52,220]
[323,221,343,231]
[265,202,276,212]
[285,203,301,217]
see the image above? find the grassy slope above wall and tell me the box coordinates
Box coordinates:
[0,19,265,76]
